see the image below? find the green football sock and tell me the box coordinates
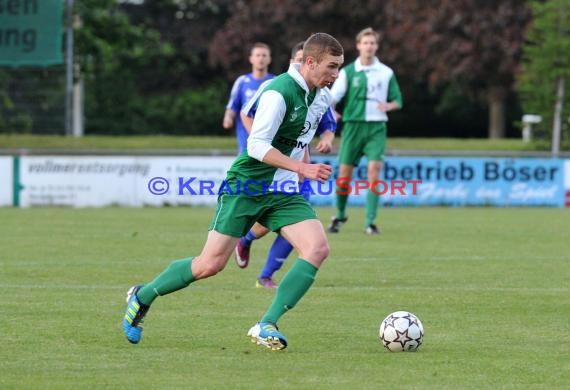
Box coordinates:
[335,191,348,220]
[136,257,195,305]
[261,259,318,324]
[365,188,380,226]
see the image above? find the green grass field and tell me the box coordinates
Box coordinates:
[1,207,569,389]
[1,134,565,153]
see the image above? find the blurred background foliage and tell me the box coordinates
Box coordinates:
[0,0,567,144]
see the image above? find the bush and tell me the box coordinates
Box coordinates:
[85,78,227,136]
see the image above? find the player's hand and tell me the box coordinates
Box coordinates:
[298,163,332,183]
[222,117,233,129]
[315,139,333,154]
[378,102,397,113]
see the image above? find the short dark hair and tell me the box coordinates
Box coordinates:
[250,42,271,55]
[291,41,305,60]
[302,33,343,63]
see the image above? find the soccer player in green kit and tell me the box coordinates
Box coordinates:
[329,27,403,235]
[122,33,344,351]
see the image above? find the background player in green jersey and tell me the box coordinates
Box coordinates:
[329,27,403,235]
[122,33,344,351]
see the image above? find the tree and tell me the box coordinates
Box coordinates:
[383,0,532,139]
[75,0,234,135]
[208,0,386,80]
[124,0,232,89]
[209,0,532,139]
[517,0,569,153]
[75,0,178,134]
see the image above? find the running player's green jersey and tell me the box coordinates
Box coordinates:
[224,64,332,195]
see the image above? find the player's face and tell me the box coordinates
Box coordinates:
[291,49,303,64]
[356,35,378,59]
[310,53,344,88]
[250,47,271,71]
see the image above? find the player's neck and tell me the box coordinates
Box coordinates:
[251,68,268,79]
[359,56,374,66]
[299,68,316,90]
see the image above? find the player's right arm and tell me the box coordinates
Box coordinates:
[329,68,347,120]
[222,76,244,129]
[247,90,331,183]
[223,109,236,129]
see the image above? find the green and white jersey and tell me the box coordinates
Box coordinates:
[331,57,402,122]
[225,64,332,194]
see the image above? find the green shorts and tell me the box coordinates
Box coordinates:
[339,121,387,166]
[209,192,318,237]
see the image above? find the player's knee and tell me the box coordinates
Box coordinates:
[302,241,329,263]
[197,264,220,278]
[319,242,330,260]
[192,256,226,279]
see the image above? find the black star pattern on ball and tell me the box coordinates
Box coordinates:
[403,313,418,327]
[384,314,396,328]
[395,328,413,349]
[409,330,423,348]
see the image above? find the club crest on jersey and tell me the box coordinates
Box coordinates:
[290,104,304,122]
[298,121,311,137]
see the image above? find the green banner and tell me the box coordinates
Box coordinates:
[0,0,64,66]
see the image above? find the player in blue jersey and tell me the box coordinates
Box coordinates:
[234,41,336,289]
[223,42,274,154]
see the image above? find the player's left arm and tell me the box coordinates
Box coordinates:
[378,74,403,113]
[315,130,335,154]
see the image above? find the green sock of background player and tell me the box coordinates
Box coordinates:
[365,187,380,226]
[335,191,348,220]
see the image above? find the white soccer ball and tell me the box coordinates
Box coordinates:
[379,311,424,352]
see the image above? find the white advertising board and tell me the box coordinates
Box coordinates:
[565,160,570,189]
[564,160,570,207]
[0,156,13,206]
[14,155,570,208]
[18,156,234,207]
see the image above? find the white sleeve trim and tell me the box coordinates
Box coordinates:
[241,79,271,116]
[225,75,244,110]
[247,90,286,161]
